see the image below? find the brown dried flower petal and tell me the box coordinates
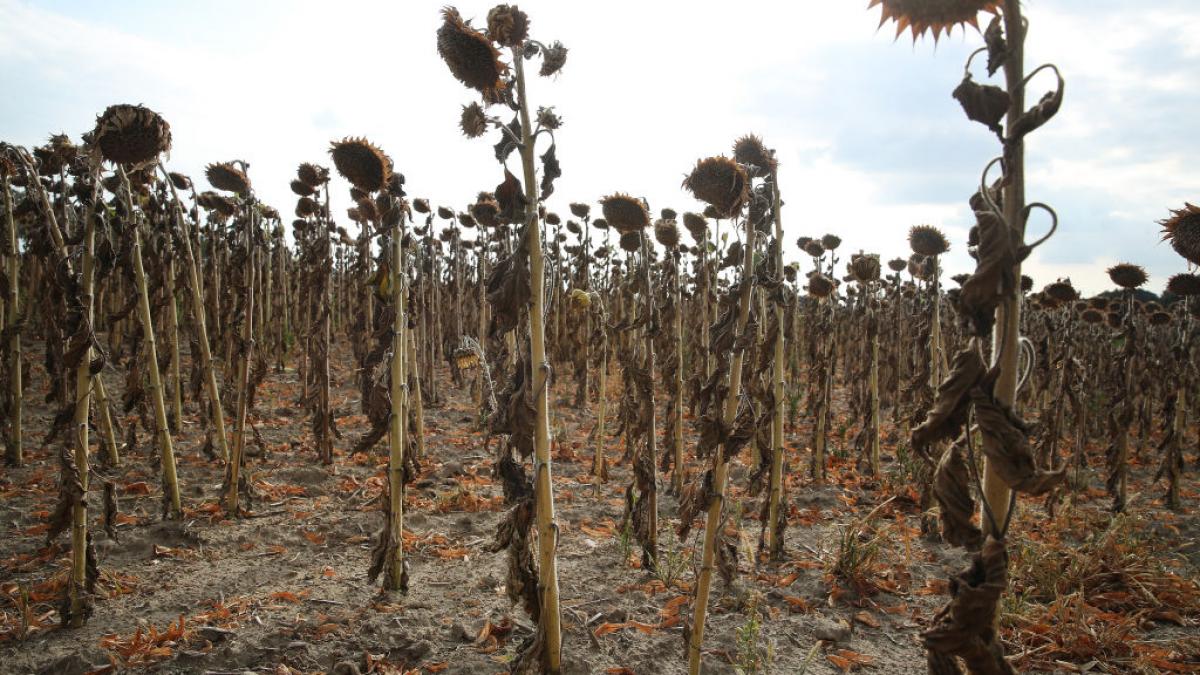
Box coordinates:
[870,0,1000,42]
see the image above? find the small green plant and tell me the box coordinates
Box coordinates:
[735,591,767,674]
[651,544,689,589]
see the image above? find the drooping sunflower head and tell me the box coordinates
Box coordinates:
[1159,202,1200,266]
[438,7,508,102]
[887,257,908,273]
[683,156,749,219]
[600,193,650,234]
[1043,279,1079,303]
[91,104,172,166]
[618,230,642,253]
[869,0,1000,42]
[205,162,251,195]
[682,212,708,242]
[654,219,680,248]
[732,134,776,178]
[822,233,842,251]
[849,253,881,283]
[460,102,489,138]
[1167,273,1200,297]
[329,137,392,193]
[909,224,950,257]
[808,273,836,299]
[1107,263,1148,290]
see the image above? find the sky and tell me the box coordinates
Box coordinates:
[2,0,1198,295]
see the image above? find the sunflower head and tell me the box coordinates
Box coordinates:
[1167,273,1200,297]
[909,224,949,257]
[733,134,777,178]
[205,162,251,195]
[821,234,842,251]
[803,240,825,259]
[654,219,680,248]
[438,7,509,102]
[329,138,392,193]
[683,156,749,218]
[870,0,1000,42]
[1107,263,1147,290]
[1159,202,1200,266]
[682,212,708,242]
[438,206,455,220]
[808,274,836,298]
[618,230,642,253]
[849,253,881,283]
[1080,308,1104,325]
[167,172,191,191]
[471,194,501,228]
[569,202,590,219]
[592,218,608,231]
[297,162,329,188]
[91,104,172,166]
[460,102,489,139]
[1044,279,1079,303]
[600,193,650,234]
[486,4,529,47]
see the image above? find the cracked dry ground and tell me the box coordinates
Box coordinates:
[2,341,1199,674]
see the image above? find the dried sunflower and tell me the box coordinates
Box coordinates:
[849,253,881,282]
[1080,308,1104,324]
[1107,263,1147,290]
[460,102,489,138]
[205,162,251,195]
[803,240,825,258]
[167,172,191,191]
[486,4,529,47]
[887,257,908,272]
[290,179,315,197]
[600,193,650,234]
[821,233,842,251]
[438,7,508,102]
[538,41,568,77]
[1167,273,1200,297]
[733,134,776,178]
[1044,279,1078,303]
[808,274,835,298]
[1149,311,1172,326]
[682,212,708,242]
[619,230,642,253]
[870,0,1000,41]
[329,138,392,193]
[654,219,680,248]
[91,104,172,165]
[569,202,590,219]
[1159,202,1200,266]
[683,156,748,218]
[298,162,328,188]
[909,224,949,257]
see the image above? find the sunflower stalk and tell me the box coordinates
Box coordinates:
[162,172,230,464]
[224,198,257,516]
[689,207,756,675]
[122,167,183,519]
[2,171,20,466]
[513,45,563,673]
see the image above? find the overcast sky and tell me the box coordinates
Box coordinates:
[3,0,1198,295]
